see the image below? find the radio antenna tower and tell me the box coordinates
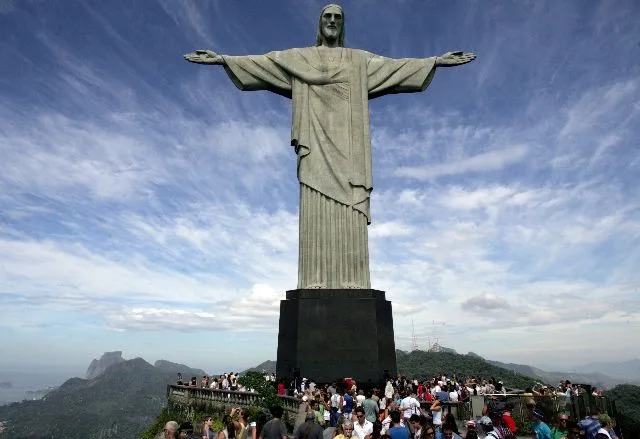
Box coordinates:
[427,320,445,352]
[411,319,419,351]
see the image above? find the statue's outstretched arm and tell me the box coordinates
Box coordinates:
[183,49,226,65]
[434,51,476,67]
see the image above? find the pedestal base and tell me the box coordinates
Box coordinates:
[276,289,397,385]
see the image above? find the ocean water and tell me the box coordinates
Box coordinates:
[0,370,80,406]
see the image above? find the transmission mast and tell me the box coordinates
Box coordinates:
[426,320,445,352]
[411,319,419,351]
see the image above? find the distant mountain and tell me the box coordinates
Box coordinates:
[488,359,626,389]
[395,350,540,390]
[154,359,207,378]
[243,360,277,374]
[0,358,176,438]
[85,351,126,379]
[575,359,640,383]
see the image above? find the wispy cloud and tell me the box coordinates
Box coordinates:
[396,145,529,181]
[1,0,639,371]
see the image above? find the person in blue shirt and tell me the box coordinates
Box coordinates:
[442,426,461,439]
[435,385,449,403]
[578,408,602,439]
[387,410,410,439]
[531,409,552,439]
[343,392,355,420]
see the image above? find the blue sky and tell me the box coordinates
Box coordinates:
[1,0,639,376]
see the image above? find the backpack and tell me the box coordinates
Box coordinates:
[331,393,341,408]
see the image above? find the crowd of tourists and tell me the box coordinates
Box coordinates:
[169,373,620,439]
[176,372,275,392]
[160,406,270,439]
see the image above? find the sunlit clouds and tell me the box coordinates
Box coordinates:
[0,0,639,372]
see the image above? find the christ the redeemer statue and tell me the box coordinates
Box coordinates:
[184,4,475,290]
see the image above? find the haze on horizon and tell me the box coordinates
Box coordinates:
[1,0,639,375]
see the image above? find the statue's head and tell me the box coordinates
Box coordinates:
[316,4,345,47]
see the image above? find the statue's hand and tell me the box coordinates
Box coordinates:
[435,51,476,67]
[183,49,224,65]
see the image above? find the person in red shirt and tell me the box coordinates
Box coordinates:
[277,382,285,396]
[502,410,517,435]
[345,377,353,391]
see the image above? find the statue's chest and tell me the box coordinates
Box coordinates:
[316,48,347,72]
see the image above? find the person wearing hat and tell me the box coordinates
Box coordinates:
[578,407,602,439]
[477,416,494,438]
[463,421,478,439]
[532,409,551,439]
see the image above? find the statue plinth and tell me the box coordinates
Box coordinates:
[276,289,397,384]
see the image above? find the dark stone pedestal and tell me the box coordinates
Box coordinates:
[276,289,397,385]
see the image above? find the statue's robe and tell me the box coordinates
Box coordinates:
[222,47,436,288]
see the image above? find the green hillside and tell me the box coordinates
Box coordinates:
[396,350,541,389]
[605,384,640,438]
[0,358,172,438]
[242,360,277,374]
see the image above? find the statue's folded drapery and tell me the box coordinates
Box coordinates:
[222,48,436,288]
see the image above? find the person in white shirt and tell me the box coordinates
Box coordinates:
[400,391,420,420]
[431,400,443,428]
[385,381,394,400]
[356,390,366,407]
[330,391,343,418]
[353,407,373,439]
[379,396,387,412]
[380,402,404,435]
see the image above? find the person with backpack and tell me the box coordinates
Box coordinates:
[343,391,355,421]
[331,391,344,426]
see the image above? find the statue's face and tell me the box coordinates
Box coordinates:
[320,5,343,42]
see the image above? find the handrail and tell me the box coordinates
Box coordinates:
[167,385,300,415]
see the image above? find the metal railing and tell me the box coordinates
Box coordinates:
[167,385,300,417]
